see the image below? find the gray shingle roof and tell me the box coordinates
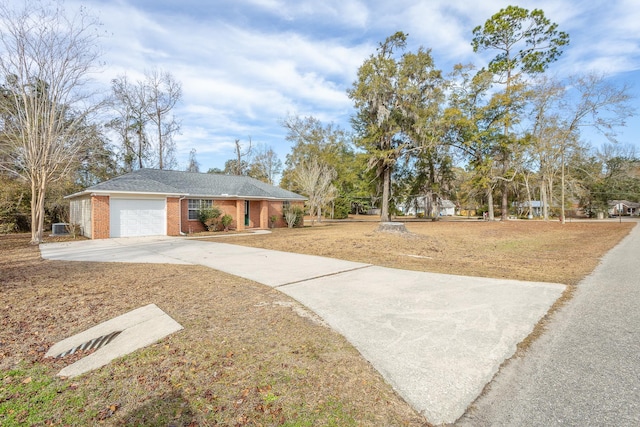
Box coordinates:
[72,169,306,200]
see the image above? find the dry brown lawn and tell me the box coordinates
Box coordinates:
[0,219,634,426]
[222,219,634,286]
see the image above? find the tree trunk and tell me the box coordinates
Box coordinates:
[380,166,391,222]
[137,124,144,169]
[501,181,508,221]
[30,174,46,244]
[541,178,549,221]
[235,139,241,175]
[430,191,439,219]
[30,179,38,243]
[547,177,554,220]
[502,73,512,222]
[560,149,565,224]
[157,110,163,170]
[428,157,437,219]
[524,173,533,218]
[487,186,494,221]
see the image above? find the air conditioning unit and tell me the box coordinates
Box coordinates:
[52,223,69,235]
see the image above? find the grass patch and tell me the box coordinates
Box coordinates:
[0,362,92,426]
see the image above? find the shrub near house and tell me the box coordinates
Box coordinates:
[221,214,233,231]
[284,205,305,228]
[198,206,222,231]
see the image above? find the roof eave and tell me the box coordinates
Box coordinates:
[66,190,306,201]
[64,190,89,199]
[65,190,185,199]
[188,194,306,201]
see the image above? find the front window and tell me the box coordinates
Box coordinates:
[188,199,212,220]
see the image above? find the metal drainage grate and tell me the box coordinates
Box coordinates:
[55,330,122,358]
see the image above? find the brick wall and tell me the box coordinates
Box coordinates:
[179,198,304,233]
[217,200,237,229]
[91,195,110,239]
[166,197,180,236]
[269,201,286,228]
[180,199,205,234]
[180,199,242,234]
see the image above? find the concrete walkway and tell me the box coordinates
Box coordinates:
[41,236,565,425]
[456,221,640,427]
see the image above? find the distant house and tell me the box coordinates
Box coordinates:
[609,200,640,216]
[66,169,306,239]
[403,196,456,217]
[514,201,543,217]
[439,200,456,216]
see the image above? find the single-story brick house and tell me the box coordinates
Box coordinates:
[66,168,306,239]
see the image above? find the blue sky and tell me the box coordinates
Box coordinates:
[51,1,640,171]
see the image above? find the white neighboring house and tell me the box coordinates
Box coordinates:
[403,197,456,216]
[439,200,456,216]
[609,200,640,216]
[514,201,543,217]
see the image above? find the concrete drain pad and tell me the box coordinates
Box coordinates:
[46,304,183,378]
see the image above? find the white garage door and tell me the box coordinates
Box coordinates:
[110,198,166,238]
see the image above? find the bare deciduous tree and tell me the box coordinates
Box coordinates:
[294,160,337,224]
[224,138,252,175]
[109,74,150,171]
[0,1,103,243]
[109,69,181,171]
[144,69,181,170]
[186,148,200,172]
[533,73,634,222]
[248,143,282,184]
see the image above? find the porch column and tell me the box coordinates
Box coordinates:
[260,200,269,229]
[235,200,244,231]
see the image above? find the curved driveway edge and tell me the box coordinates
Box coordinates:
[41,237,565,425]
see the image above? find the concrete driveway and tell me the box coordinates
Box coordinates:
[41,236,565,425]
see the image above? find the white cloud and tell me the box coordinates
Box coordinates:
[402,2,474,62]
[240,0,369,28]
[13,0,637,169]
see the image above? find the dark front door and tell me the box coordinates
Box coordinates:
[244,200,250,226]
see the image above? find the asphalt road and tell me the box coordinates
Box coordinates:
[456,221,640,426]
